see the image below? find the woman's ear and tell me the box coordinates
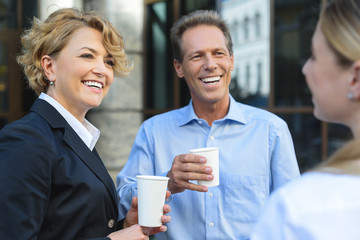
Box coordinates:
[41,55,55,80]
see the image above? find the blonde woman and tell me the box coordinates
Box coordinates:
[251,0,360,239]
[0,8,170,240]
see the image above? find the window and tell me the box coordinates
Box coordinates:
[243,16,250,41]
[255,12,261,38]
[245,64,251,96]
[145,1,174,112]
[232,20,239,44]
[256,61,262,95]
[0,0,38,129]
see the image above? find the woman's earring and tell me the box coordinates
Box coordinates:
[49,78,55,86]
[347,93,354,100]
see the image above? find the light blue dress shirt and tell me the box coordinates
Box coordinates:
[117,95,300,240]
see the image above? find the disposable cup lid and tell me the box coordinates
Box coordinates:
[190,147,219,153]
[136,175,169,181]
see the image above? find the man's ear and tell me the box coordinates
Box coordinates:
[41,55,55,80]
[173,59,184,78]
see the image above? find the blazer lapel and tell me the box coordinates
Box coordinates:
[92,148,119,199]
[31,99,119,206]
[62,129,119,205]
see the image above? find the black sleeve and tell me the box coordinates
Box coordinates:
[0,123,55,239]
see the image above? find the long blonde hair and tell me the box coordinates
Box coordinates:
[320,0,360,67]
[314,139,360,175]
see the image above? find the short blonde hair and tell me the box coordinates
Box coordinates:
[17,8,132,95]
[320,0,360,67]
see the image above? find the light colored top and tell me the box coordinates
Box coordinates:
[39,92,100,150]
[251,172,360,240]
[116,95,300,240]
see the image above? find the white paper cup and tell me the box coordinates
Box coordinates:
[190,147,219,187]
[136,175,169,227]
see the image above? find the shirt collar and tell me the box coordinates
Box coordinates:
[177,94,247,126]
[39,92,100,150]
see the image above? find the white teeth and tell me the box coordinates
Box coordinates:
[83,81,103,89]
[206,81,218,85]
[201,76,221,83]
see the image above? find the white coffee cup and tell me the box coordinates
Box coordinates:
[136,175,169,227]
[190,147,219,187]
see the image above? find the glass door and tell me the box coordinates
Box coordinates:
[0,0,38,129]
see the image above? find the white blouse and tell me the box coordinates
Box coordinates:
[39,92,100,150]
[251,171,360,240]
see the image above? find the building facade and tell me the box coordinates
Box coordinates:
[222,0,270,106]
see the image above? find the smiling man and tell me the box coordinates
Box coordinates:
[116,10,300,240]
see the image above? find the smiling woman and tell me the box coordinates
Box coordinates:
[251,0,360,239]
[42,27,115,121]
[0,7,171,240]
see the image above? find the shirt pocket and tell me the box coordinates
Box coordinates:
[224,174,267,223]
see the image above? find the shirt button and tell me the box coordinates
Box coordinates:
[108,219,115,228]
[210,136,215,141]
[209,192,214,197]
[209,222,214,227]
[198,120,202,124]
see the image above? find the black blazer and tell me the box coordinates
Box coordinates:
[0,99,120,240]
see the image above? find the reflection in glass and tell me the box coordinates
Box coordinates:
[145,1,173,109]
[279,113,322,173]
[0,42,8,111]
[221,0,270,107]
[274,0,320,107]
[0,0,17,29]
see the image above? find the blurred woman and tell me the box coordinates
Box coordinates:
[251,0,360,239]
[0,8,170,240]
